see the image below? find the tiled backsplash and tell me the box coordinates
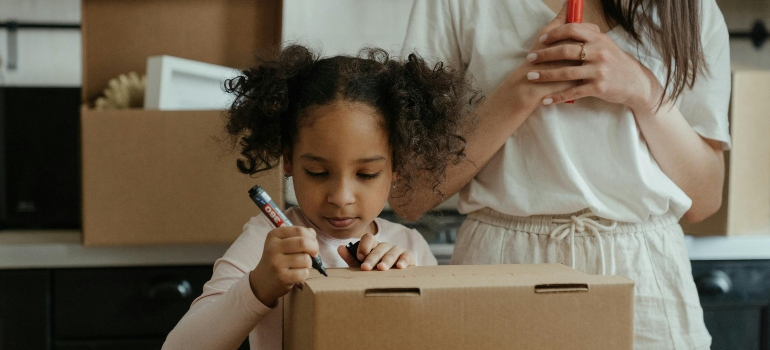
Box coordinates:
[717,0,770,69]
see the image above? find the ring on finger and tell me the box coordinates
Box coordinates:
[579,43,586,61]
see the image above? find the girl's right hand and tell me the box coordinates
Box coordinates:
[249,226,319,307]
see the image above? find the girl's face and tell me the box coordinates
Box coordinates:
[284,101,394,240]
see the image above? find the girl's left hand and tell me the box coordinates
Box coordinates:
[337,233,415,271]
[526,22,662,116]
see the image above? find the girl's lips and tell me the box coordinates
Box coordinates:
[325,217,356,228]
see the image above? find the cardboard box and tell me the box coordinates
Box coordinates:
[80,0,283,245]
[681,68,770,236]
[284,264,634,350]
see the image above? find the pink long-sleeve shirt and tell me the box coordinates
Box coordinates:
[163,207,438,350]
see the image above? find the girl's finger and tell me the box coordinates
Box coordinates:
[541,23,596,45]
[336,245,360,267]
[376,246,406,271]
[271,226,316,240]
[357,233,378,262]
[279,252,313,269]
[276,267,310,285]
[395,250,415,269]
[528,43,584,63]
[361,242,393,271]
[277,236,320,256]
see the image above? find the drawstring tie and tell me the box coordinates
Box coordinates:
[549,212,617,275]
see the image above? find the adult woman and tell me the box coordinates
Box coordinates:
[395,0,730,348]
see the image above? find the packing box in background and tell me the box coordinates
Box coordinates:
[80,0,283,245]
[284,264,634,350]
[681,68,770,236]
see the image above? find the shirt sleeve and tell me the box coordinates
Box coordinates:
[401,0,464,69]
[162,216,275,350]
[677,0,732,150]
[406,228,439,266]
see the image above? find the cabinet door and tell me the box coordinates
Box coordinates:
[692,260,770,350]
[0,269,51,350]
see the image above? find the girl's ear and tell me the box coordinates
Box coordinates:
[282,150,293,176]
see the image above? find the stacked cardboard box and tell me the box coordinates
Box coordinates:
[285,264,634,350]
[80,0,283,245]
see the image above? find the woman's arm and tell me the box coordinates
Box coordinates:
[528,21,728,223]
[635,98,725,223]
[391,5,576,221]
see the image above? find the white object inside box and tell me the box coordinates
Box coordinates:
[144,55,239,110]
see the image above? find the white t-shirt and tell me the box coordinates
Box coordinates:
[402,0,732,222]
[163,207,437,350]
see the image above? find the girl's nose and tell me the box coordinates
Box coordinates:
[327,179,356,207]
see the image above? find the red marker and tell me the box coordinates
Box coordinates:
[567,0,584,23]
[565,0,584,104]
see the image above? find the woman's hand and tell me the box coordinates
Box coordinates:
[526,22,663,117]
[337,233,415,271]
[249,226,319,307]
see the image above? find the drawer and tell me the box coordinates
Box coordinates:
[53,266,212,339]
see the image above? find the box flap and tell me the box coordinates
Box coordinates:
[81,0,281,104]
[302,264,633,293]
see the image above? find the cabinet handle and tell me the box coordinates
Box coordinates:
[143,280,193,301]
[695,270,732,296]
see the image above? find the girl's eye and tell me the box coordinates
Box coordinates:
[357,172,381,180]
[304,170,328,178]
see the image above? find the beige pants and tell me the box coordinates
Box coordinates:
[451,208,711,350]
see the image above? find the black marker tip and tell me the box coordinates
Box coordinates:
[312,256,328,277]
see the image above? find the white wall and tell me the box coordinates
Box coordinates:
[0,0,81,86]
[717,0,770,69]
[281,0,414,57]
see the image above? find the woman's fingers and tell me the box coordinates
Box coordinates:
[543,84,604,105]
[540,23,596,45]
[528,65,594,83]
[528,43,585,63]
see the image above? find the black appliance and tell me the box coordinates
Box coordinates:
[0,87,81,229]
[693,260,770,350]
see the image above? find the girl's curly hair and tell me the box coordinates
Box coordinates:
[224,44,480,203]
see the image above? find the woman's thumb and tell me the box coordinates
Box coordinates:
[554,1,568,23]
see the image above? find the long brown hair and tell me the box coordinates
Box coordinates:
[602,0,706,103]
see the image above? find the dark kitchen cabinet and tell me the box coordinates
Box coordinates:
[692,260,770,350]
[0,266,250,350]
[0,269,51,349]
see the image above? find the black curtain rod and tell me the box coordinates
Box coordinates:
[0,21,80,30]
[728,20,768,49]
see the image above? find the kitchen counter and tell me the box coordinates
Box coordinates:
[2,227,770,269]
[0,230,230,269]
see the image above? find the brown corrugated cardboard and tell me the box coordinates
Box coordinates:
[681,68,770,236]
[284,264,634,350]
[80,0,283,245]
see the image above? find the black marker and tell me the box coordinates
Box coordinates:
[248,185,328,277]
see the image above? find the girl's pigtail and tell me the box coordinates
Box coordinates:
[224,46,317,175]
[387,53,479,198]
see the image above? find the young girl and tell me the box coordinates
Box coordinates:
[162,45,478,350]
[396,0,729,349]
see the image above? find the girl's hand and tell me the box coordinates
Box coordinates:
[249,226,319,307]
[336,233,415,271]
[527,22,662,116]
